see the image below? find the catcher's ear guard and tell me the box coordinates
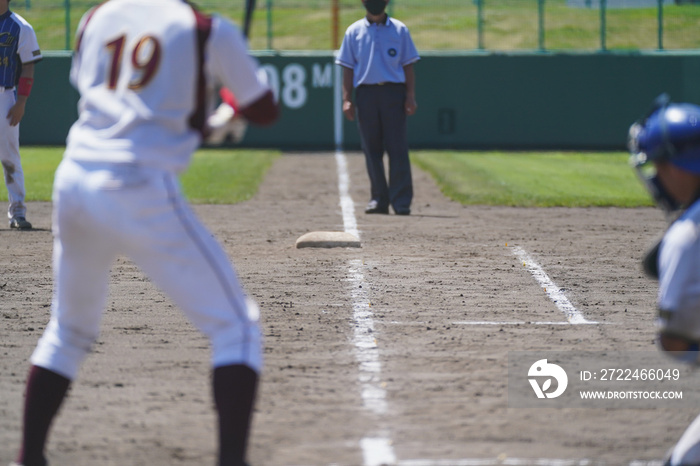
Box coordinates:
[642,239,661,280]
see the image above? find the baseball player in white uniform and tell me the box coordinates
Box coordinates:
[12,1,278,465]
[0,0,42,229]
[629,95,700,465]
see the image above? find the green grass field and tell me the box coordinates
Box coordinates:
[16,0,700,52]
[412,151,653,207]
[6,147,280,204]
[3,147,652,208]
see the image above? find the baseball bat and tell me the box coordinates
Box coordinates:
[243,0,256,39]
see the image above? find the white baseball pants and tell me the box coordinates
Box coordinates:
[31,158,262,380]
[0,88,27,219]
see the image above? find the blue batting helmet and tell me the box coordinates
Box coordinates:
[629,94,700,211]
[629,94,700,174]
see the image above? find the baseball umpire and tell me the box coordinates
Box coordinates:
[11,1,278,465]
[629,95,700,465]
[0,0,42,230]
[336,0,419,215]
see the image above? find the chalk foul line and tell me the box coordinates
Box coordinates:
[335,150,396,466]
[335,150,359,238]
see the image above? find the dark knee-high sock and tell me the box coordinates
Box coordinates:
[16,365,71,466]
[213,364,258,466]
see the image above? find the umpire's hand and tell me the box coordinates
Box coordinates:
[405,94,417,116]
[343,100,355,121]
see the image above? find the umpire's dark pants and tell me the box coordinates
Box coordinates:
[355,83,413,212]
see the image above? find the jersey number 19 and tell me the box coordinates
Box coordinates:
[105,35,161,90]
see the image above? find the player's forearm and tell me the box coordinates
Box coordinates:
[342,67,354,103]
[17,62,35,100]
[403,64,415,99]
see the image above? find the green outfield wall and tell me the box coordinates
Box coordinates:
[23,51,700,150]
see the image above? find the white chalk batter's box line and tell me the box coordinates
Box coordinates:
[368,245,604,327]
[389,459,663,466]
[348,245,602,327]
[511,246,598,325]
[331,456,663,466]
[378,320,605,326]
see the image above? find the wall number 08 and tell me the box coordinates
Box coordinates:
[260,63,308,109]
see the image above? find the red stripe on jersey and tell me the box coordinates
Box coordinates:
[75,3,105,52]
[188,6,212,136]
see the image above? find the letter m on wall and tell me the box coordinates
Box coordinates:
[312,63,332,88]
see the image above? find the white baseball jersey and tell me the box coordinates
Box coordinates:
[66,0,270,173]
[657,199,700,340]
[657,201,700,466]
[658,200,700,311]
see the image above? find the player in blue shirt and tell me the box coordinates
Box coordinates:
[336,0,419,215]
[0,0,42,229]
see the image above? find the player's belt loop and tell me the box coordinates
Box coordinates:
[0,86,14,93]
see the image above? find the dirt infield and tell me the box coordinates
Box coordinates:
[0,152,691,465]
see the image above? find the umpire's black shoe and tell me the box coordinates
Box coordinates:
[394,208,411,216]
[365,200,389,214]
[9,216,32,230]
